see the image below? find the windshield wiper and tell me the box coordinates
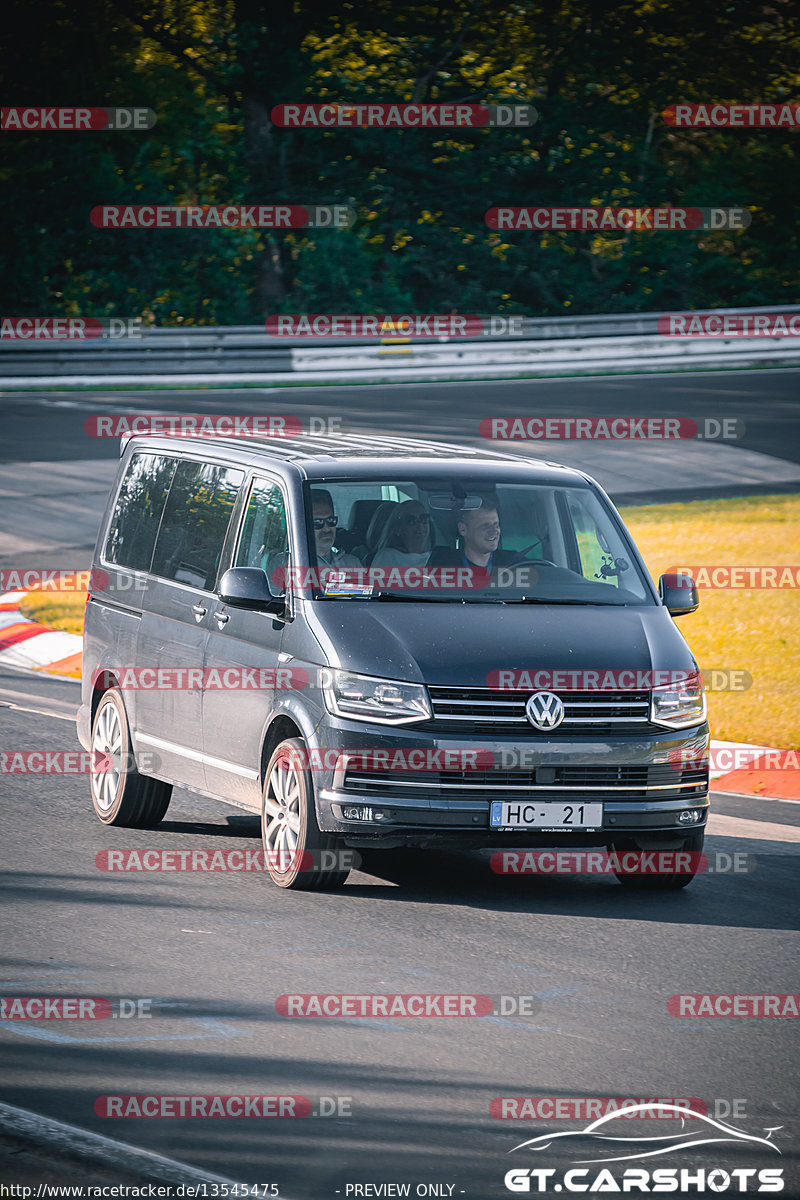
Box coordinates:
[510,596,626,605]
[373,591,452,601]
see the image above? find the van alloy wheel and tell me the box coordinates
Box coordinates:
[264,755,302,870]
[91,698,123,812]
[261,737,350,890]
[89,688,172,827]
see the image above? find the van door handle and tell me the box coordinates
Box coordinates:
[192,604,207,622]
[214,610,229,627]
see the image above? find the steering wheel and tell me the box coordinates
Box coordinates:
[509,537,543,559]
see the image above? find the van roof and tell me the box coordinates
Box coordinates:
[121,430,586,483]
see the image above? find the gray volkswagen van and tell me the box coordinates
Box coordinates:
[77,432,709,890]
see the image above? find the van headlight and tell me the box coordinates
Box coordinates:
[651,675,707,729]
[322,670,431,724]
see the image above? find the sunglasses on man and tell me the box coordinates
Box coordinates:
[312,515,339,530]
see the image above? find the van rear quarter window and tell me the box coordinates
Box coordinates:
[149,460,244,590]
[104,452,176,571]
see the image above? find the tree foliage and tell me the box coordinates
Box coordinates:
[1,0,798,321]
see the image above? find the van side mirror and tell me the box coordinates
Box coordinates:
[218,567,284,614]
[659,572,699,617]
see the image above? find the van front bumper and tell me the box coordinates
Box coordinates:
[310,720,709,845]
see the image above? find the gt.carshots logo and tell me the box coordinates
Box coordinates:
[271,102,537,128]
[663,103,800,127]
[485,207,751,231]
[90,205,353,228]
[480,417,743,441]
[503,1103,784,1193]
[659,313,800,336]
[276,993,540,1018]
[1,107,156,130]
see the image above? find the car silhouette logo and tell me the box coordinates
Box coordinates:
[510,1103,783,1165]
[526,691,565,730]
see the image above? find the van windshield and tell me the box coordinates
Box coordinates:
[284,478,654,605]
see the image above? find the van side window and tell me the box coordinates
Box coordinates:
[233,478,288,595]
[564,490,621,588]
[105,453,177,572]
[151,461,244,591]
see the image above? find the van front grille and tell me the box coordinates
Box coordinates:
[343,763,708,801]
[424,686,653,734]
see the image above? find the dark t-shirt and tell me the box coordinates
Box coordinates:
[426,546,521,569]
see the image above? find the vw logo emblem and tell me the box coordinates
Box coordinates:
[525,691,565,730]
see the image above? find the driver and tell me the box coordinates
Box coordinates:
[427,499,521,574]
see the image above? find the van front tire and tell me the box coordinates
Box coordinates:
[89,688,172,827]
[262,737,350,890]
[611,831,705,891]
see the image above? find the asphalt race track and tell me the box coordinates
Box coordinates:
[1,369,799,1196]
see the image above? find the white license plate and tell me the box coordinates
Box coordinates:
[490,801,603,831]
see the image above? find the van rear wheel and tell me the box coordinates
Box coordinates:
[261,737,350,890]
[90,688,172,827]
[611,832,704,890]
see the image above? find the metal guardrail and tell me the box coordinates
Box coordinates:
[1,305,798,381]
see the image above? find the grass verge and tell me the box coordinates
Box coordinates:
[18,590,85,636]
[620,493,799,748]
